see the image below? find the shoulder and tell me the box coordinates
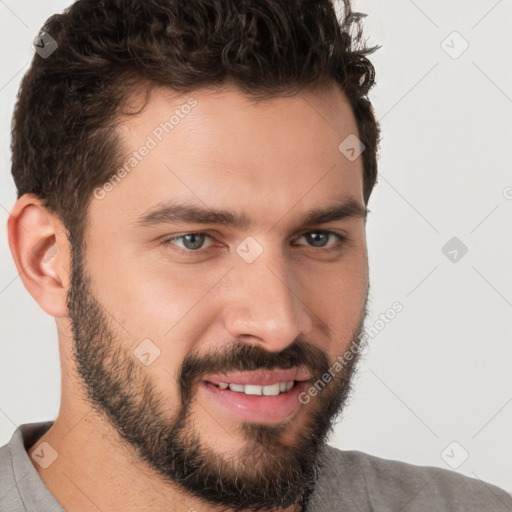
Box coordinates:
[306,445,512,512]
[0,428,22,509]
[0,421,55,511]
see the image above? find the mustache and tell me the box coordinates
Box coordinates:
[178,339,330,403]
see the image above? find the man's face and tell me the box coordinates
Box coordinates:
[67,83,369,510]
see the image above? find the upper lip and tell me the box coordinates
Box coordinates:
[203,368,312,386]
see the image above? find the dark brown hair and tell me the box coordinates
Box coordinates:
[11,0,380,247]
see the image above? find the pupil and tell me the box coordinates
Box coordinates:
[307,232,327,247]
[184,233,204,250]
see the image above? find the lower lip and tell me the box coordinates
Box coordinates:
[200,381,309,424]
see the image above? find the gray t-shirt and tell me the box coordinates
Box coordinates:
[1,421,511,511]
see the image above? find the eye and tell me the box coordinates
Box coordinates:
[294,230,347,252]
[162,232,215,252]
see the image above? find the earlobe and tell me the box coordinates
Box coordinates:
[7,194,69,318]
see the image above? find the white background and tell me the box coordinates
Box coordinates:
[1,0,511,494]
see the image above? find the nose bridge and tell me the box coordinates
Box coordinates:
[222,243,312,351]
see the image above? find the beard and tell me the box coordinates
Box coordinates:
[66,237,369,511]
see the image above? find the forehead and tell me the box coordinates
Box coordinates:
[90,83,365,232]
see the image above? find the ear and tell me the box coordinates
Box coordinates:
[7,194,70,318]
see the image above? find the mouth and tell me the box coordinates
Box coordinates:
[199,369,312,424]
[211,380,296,396]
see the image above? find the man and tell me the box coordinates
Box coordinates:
[1,0,510,511]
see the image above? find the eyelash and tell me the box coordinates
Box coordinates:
[161,230,347,255]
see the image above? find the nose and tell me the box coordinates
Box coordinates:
[221,247,313,352]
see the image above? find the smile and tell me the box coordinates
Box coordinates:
[214,381,295,395]
[200,369,312,423]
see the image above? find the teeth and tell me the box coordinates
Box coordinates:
[262,383,280,396]
[244,384,263,395]
[220,381,295,395]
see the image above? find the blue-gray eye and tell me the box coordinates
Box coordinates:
[167,232,212,251]
[303,231,330,247]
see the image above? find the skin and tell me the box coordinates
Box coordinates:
[8,82,369,512]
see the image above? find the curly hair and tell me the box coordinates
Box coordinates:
[10,0,380,247]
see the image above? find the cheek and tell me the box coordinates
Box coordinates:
[88,233,214,333]
[84,246,207,383]
[124,260,228,337]
[298,250,368,354]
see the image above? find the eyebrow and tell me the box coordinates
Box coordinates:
[133,197,368,230]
